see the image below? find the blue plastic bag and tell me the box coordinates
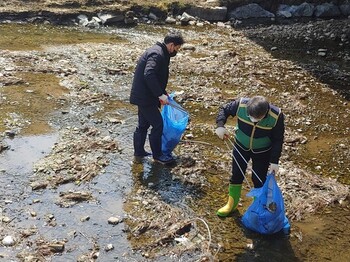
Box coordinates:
[161,98,189,156]
[242,174,290,234]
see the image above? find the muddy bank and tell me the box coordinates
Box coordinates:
[0,19,349,262]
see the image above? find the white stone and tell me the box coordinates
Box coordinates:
[2,236,15,246]
[105,243,114,251]
[108,216,121,225]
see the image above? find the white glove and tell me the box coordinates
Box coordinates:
[269,163,279,175]
[159,94,169,105]
[215,127,229,140]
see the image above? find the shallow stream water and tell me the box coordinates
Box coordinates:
[0,23,349,261]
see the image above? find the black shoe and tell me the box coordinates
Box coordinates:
[153,154,175,165]
[134,151,152,157]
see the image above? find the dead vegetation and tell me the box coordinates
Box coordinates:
[32,126,120,188]
[124,186,217,260]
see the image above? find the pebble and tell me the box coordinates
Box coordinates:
[105,243,114,251]
[108,216,122,225]
[246,243,254,249]
[2,216,11,223]
[2,236,15,246]
[80,215,90,222]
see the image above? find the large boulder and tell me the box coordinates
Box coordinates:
[97,12,124,25]
[314,3,341,17]
[292,2,314,17]
[276,4,294,18]
[228,3,274,20]
[187,6,227,21]
[339,3,350,16]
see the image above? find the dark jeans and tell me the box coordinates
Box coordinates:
[230,144,271,188]
[133,105,163,158]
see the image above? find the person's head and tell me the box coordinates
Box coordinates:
[164,30,185,57]
[246,96,269,122]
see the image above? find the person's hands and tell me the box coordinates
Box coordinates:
[159,94,169,105]
[215,127,229,140]
[269,163,279,175]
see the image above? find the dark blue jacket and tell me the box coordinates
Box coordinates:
[130,42,170,106]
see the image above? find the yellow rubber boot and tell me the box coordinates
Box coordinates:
[217,184,242,217]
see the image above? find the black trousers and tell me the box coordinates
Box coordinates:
[133,105,163,158]
[230,144,271,188]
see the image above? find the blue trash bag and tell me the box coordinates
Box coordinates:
[242,173,290,235]
[161,97,189,156]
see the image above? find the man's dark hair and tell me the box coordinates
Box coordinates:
[247,96,269,118]
[164,30,185,46]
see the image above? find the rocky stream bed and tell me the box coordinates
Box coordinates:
[0,14,349,262]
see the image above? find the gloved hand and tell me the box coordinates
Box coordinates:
[215,127,229,140]
[159,94,169,105]
[269,163,279,175]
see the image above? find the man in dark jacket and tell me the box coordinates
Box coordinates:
[214,96,285,217]
[130,31,184,164]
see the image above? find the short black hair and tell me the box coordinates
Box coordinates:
[247,96,269,118]
[164,30,185,46]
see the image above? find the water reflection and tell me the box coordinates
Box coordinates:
[132,157,196,204]
[236,224,300,262]
[0,133,58,173]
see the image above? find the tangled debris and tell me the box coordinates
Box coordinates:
[32,126,120,189]
[278,164,349,221]
[57,191,93,207]
[125,186,216,261]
